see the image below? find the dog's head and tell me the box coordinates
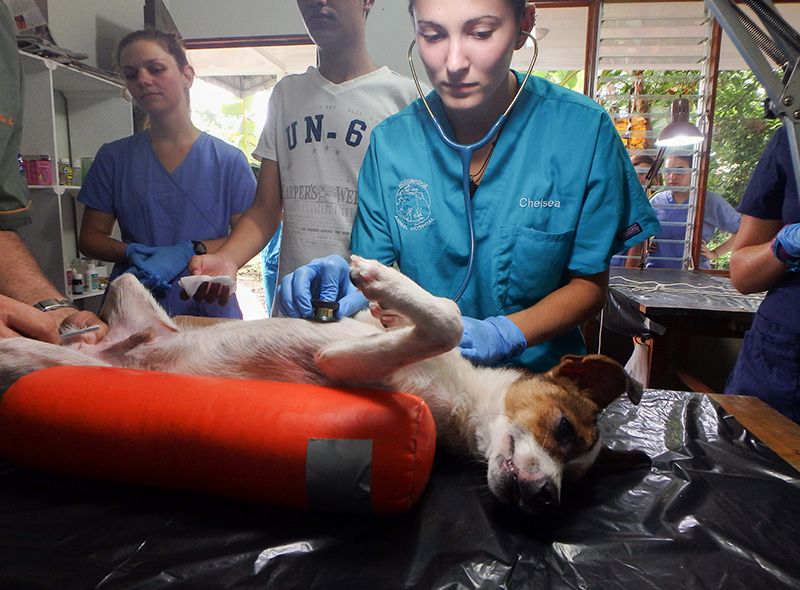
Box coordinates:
[485,354,642,515]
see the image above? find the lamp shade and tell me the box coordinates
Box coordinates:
[656,98,704,147]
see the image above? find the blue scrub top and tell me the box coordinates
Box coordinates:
[78,132,256,318]
[351,72,660,371]
[647,190,740,269]
[738,125,800,329]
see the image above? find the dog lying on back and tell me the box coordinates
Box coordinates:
[0,256,641,514]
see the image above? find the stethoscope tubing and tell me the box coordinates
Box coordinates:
[407,32,539,302]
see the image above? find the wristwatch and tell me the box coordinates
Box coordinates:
[34,298,78,312]
[192,240,208,255]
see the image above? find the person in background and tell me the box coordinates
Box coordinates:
[188,0,421,312]
[0,2,106,342]
[726,125,800,421]
[646,154,740,269]
[77,30,256,318]
[278,0,660,371]
[611,153,660,267]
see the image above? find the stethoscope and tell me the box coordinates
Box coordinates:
[407,32,538,301]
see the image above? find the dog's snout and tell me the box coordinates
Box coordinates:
[517,479,559,515]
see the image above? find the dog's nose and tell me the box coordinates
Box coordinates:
[518,479,558,515]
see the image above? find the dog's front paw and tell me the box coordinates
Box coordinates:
[349,255,399,307]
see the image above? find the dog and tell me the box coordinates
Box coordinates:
[0,256,641,514]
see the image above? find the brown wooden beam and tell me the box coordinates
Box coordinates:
[693,18,723,271]
[584,0,601,97]
[184,35,313,50]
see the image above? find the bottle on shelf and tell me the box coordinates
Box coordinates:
[57,158,74,186]
[72,273,84,295]
[85,260,99,292]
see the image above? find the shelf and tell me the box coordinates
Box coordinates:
[28,184,82,195]
[70,290,106,301]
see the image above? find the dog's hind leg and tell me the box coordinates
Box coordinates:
[0,338,109,394]
[315,256,463,384]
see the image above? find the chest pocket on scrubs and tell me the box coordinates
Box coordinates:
[495,225,574,310]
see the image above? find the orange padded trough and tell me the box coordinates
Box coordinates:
[0,366,436,514]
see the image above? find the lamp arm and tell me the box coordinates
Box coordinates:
[644,146,666,193]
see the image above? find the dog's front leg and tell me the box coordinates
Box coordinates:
[316,256,462,384]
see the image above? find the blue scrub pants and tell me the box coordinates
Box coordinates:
[725,313,800,422]
[260,223,282,317]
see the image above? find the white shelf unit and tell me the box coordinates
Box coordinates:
[16,51,131,305]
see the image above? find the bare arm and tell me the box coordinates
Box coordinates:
[624,243,645,268]
[729,216,785,294]
[508,270,608,347]
[216,158,282,268]
[78,207,240,264]
[0,230,68,303]
[702,231,738,262]
[0,231,107,342]
[78,208,127,263]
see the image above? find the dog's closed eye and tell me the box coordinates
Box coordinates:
[554,415,576,445]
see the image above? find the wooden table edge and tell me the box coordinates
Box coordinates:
[707,393,800,473]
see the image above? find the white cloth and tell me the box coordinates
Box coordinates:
[253,66,420,282]
[624,339,650,389]
[178,275,236,298]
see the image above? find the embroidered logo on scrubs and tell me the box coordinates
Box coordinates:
[619,223,643,241]
[395,179,434,231]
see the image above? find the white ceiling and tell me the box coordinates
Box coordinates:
[188,2,800,78]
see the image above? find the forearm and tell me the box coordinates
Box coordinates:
[0,231,64,304]
[79,229,128,264]
[508,272,608,347]
[713,235,736,257]
[729,241,785,294]
[217,205,280,268]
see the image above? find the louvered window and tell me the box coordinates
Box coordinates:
[595,2,713,269]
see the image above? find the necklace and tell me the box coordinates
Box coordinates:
[468,138,498,188]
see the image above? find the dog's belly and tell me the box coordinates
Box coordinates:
[107,317,386,386]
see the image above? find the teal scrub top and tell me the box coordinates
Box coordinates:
[351,72,660,372]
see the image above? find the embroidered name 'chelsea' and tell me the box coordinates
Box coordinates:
[519,197,561,209]
[395,179,434,231]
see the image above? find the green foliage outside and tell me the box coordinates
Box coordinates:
[534,69,585,93]
[594,68,780,270]
[709,70,780,204]
[221,94,260,166]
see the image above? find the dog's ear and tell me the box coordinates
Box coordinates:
[100,274,179,340]
[548,354,643,409]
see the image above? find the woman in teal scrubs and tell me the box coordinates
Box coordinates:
[278,0,659,371]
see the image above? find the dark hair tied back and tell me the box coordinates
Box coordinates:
[115,29,189,71]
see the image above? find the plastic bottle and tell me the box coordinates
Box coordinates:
[72,273,84,295]
[85,261,99,292]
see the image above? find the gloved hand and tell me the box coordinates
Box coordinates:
[773,223,800,270]
[125,241,194,291]
[459,315,527,366]
[125,266,165,293]
[276,254,368,319]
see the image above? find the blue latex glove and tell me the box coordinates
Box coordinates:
[276,254,368,319]
[773,223,800,271]
[459,315,527,366]
[125,241,194,291]
[125,267,165,293]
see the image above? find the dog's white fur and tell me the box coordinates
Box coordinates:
[0,256,641,513]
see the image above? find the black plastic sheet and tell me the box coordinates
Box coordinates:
[1,389,798,589]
